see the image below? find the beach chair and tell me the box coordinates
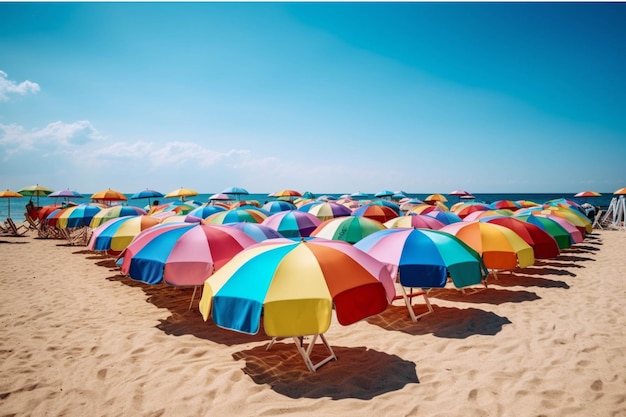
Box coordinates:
[396,286,434,322]
[5,218,29,236]
[592,210,604,230]
[266,334,338,372]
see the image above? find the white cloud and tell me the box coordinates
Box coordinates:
[0,70,40,101]
[0,120,104,155]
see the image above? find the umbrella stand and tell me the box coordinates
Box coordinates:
[266,334,337,372]
[396,285,434,322]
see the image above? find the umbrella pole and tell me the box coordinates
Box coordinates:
[188,286,198,310]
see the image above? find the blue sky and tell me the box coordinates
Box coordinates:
[1,2,625,195]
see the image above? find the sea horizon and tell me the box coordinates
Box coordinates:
[1,191,616,223]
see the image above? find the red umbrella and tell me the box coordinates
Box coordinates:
[482,216,560,259]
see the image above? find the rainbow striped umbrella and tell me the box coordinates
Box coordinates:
[384,214,445,230]
[298,202,352,221]
[261,210,321,238]
[88,215,161,254]
[310,216,386,244]
[203,208,267,225]
[89,205,147,228]
[352,204,399,223]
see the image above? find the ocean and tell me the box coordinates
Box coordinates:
[1,191,615,223]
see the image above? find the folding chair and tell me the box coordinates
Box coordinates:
[5,218,29,236]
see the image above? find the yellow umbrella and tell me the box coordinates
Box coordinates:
[0,189,23,218]
[165,187,198,200]
[90,189,128,205]
[424,193,448,203]
[614,187,626,195]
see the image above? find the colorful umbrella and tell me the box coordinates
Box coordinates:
[262,200,296,214]
[261,210,321,238]
[88,215,161,254]
[222,186,249,201]
[424,193,448,203]
[298,202,352,221]
[449,189,471,197]
[537,214,584,244]
[208,193,232,201]
[481,216,560,259]
[224,222,284,242]
[462,209,514,221]
[423,210,462,225]
[614,187,626,195]
[574,191,601,198]
[89,205,147,228]
[451,202,491,219]
[368,200,401,215]
[49,189,83,200]
[383,214,445,230]
[538,206,592,234]
[90,189,128,203]
[187,205,227,219]
[488,200,522,211]
[440,221,535,271]
[310,216,386,244]
[198,238,395,371]
[50,204,104,229]
[352,204,399,223]
[355,229,487,319]
[121,223,256,286]
[409,202,449,214]
[17,184,53,206]
[203,208,267,225]
[269,189,302,199]
[164,187,198,200]
[0,189,23,218]
[150,201,198,216]
[514,214,574,250]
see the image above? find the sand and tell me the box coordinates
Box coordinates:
[1,229,625,417]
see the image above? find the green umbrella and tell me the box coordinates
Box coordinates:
[17,184,53,207]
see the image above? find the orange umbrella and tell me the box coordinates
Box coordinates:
[424,193,448,203]
[91,188,128,203]
[0,189,23,218]
[614,187,626,195]
[574,191,601,198]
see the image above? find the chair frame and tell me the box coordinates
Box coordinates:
[266,334,338,372]
[5,218,29,236]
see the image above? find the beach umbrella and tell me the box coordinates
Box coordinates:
[52,204,104,229]
[514,215,574,250]
[261,210,321,238]
[423,210,462,225]
[355,228,487,320]
[130,189,164,205]
[369,200,401,215]
[488,200,522,211]
[424,193,448,204]
[262,200,296,214]
[399,198,424,212]
[409,203,449,214]
[165,187,198,200]
[224,222,284,242]
[208,193,231,201]
[0,189,23,218]
[349,191,370,201]
[198,238,395,371]
[537,214,584,244]
[90,188,128,202]
[310,216,386,244]
[352,204,399,223]
[538,206,592,234]
[187,205,227,219]
[17,184,53,206]
[574,191,601,198]
[440,221,535,271]
[89,205,147,228]
[49,189,83,201]
[374,190,394,198]
[298,201,352,221]
[481,216,560,259]
[88,215,162,254]
[384,214,445,230]
[150,201,198,216]
[121,223,256,287]
[203,208,267,225]
[462,209,514,221]
[222,186,249,201]
[449,189,471,197]
[269,189,302,199]
[614,187,626,195]
[451,202,491,219]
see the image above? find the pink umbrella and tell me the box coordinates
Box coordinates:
[261,210,321,238]
[384,214,445,230]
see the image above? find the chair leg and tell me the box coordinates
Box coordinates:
[401,286,434,322]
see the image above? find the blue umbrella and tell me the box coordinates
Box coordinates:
[130,189,164,205]
[222,186,249,201]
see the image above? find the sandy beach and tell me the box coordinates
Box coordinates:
[1,229,625,417]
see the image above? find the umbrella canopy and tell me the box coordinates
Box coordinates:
[164,187,198,200]
[91,189,128,205]
[49,204,104,229]
[537,214,584,244]
[261,210,321,238]
[449,189,471,196]
[440,221,535,270]
[187,205,227,219]
[121,223,256,286]
[355,228,487,289]
[222,186,249,200]
[514,214,574,250]
[538,206,592,234]
[310,216,386,244]
[199,238,395,336]
[269,189,302,199]
[352,204,399,223]
[488,200,522,211]
[89,205,147,228]
[614,187,626,195]
[262,200,296,213]
[0,189,23,218]
[49,189,83,200]
[451,202,491,219]
[203,208,267,225]
[424,193,448,203]
[130,189,164,205]
[208,193,232,201]
[88,215,162,253]
[384,214,445,230]
[374,190,394,198]
[574,191,601,198]
[409,203,449,214]
[298,202,352,221]
[462,209,514,221]
[369,199,401,215]
[481,216,560,259]
[150,201,198,216]
[423,210,462,225]
[349,191,370,201]
[18,184,53,206]
[225,222,284,242]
